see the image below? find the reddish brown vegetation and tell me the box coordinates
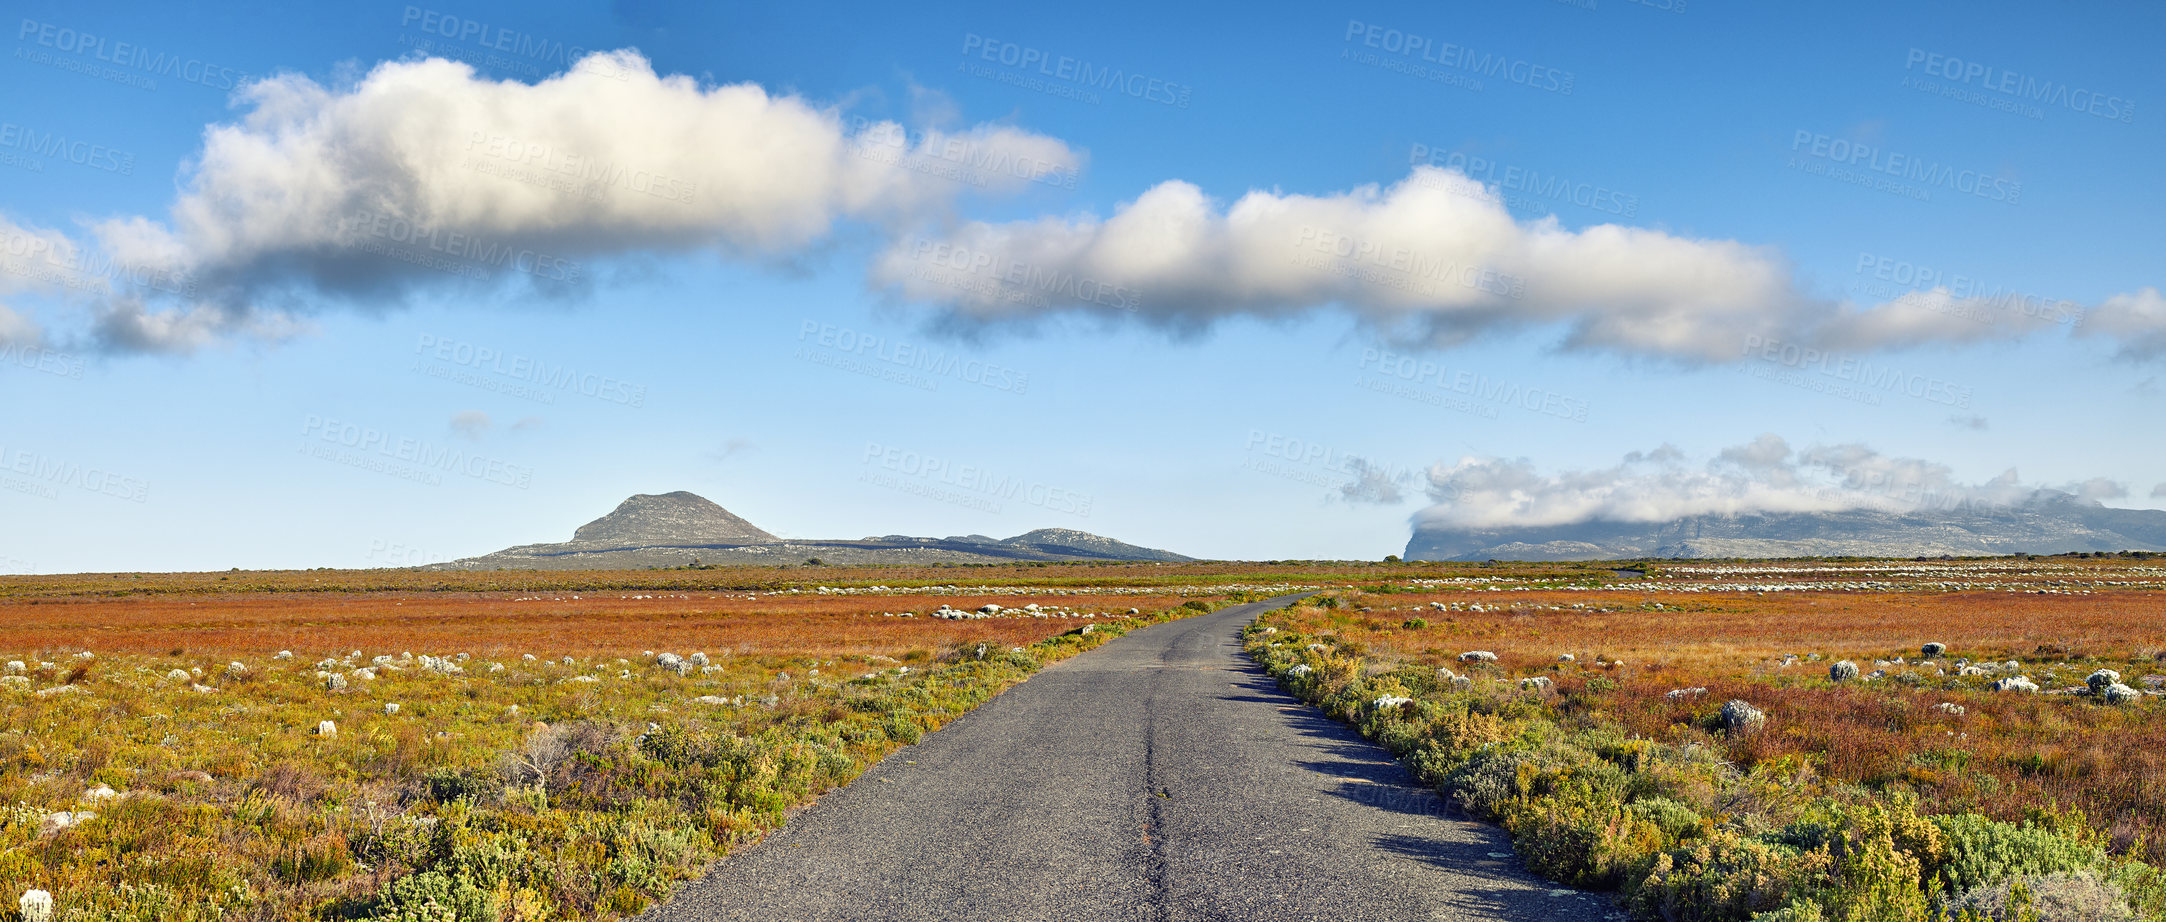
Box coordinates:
[1309,571,2166,861]
[0,589,1196,658]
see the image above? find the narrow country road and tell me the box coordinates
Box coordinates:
[639,594,1624,921]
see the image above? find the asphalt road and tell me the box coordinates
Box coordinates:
[639,594,1625,921]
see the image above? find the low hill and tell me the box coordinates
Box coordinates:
[432,492,1192,569]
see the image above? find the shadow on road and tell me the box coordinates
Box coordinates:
[1220,638,1627,920]
[1373,833,1626,921]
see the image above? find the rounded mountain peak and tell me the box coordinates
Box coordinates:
[569,492,775,546]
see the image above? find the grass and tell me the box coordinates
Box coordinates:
[0,571,1261,922]
[1246,558,2166,921]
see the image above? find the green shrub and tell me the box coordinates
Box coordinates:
[1810,804,1937,922]
[370,869,496,922]
[1929,814,2106,896]
[1945,872,2133,922]
[1633,831,1826,922]
[1441,734,1600,821]
[1503,784,1667,888]
[1629,797,1706,842]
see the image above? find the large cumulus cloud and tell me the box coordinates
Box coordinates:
[18,49,1082,352]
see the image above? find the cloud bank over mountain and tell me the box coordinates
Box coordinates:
[1415,434,2127,531]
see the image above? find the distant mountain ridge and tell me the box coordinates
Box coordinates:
[1405,494,2166,561]
[432,492,1191,569]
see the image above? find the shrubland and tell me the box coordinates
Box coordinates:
[1248,559,2166,921]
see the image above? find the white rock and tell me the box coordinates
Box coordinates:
[315,720,337,737]
[417,654,463,675]
[1458,651,1498,663]
[36,812,92,837]
[693,695,729,705]
[273,650,294,660]
[80,785,119,804]
[1991,676,2040,693]
[383,703,400,715]
[1720,700,1767,734]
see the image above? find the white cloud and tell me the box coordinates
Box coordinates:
[875,167,2166,363]
[874,168,1810,360]
[65,49,1080,353]
[5,46,2158,365]
[1816,286,2083,350]
[2069,477,2128,502]
[0,305,36,347]
[0,216,87,346]
[2078,287,2166,358]
[1415,435,2099,530]
[1337,457,1414,505]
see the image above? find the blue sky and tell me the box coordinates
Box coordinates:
[1,0,2161,572]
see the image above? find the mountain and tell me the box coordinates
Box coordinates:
[569,492,776,546]
[1405,495,2166,561]
[432,492,1192,569]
